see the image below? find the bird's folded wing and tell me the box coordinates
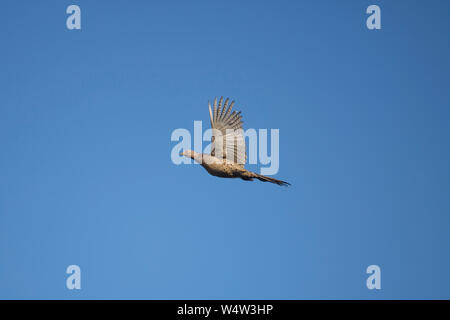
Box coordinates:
[208,97,247,165]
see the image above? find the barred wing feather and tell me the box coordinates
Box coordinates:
[208,97,247,165]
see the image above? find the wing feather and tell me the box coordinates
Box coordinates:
[209,97,247,165]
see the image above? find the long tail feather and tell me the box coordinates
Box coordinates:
[242,171,291,186]
[255,174,291,186]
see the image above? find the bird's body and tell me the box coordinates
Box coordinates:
[181,97,290,187]
[186,151,248,178]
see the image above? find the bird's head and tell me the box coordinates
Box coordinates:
[180,149,195,159]
[180,150,203,164]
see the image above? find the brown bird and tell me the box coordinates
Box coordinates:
[181,97,290,186]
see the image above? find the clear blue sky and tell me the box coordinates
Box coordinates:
[1,0,450,299]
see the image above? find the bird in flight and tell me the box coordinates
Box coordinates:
[181,97,290,186]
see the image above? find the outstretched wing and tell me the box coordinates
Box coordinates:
[208,97,247,165]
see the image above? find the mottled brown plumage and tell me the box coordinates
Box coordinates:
[181,97,290,187]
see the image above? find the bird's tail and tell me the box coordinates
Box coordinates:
[250,172,291,187]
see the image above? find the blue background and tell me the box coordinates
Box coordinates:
[1,0,449,299]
